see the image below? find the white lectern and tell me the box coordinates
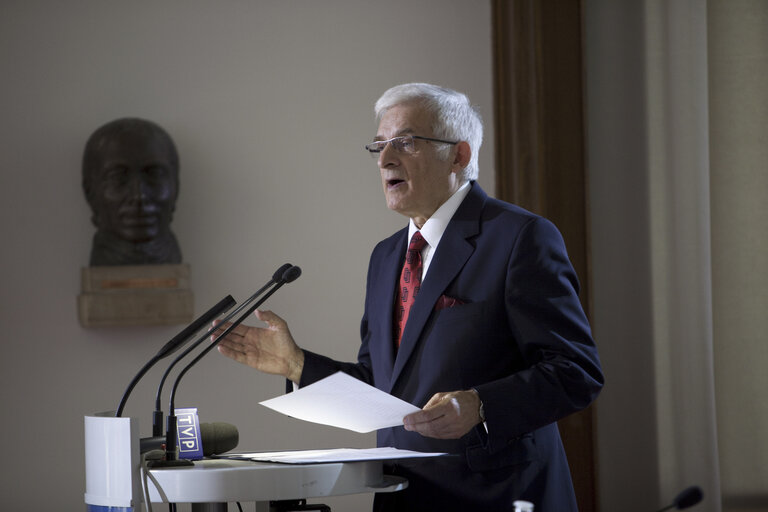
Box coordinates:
[85,414,406,511]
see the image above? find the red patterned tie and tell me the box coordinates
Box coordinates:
[394,231,427,346]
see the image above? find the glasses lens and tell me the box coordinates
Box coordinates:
[365,141,384,158]
[365,136,418,159]
[392,135,416,153]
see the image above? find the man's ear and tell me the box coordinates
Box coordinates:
[451,141,472,173]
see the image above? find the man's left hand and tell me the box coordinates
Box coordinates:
[403,390,482,439]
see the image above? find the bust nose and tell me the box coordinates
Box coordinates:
[126,169,152,203]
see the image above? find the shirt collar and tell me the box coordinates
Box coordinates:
[408,181,471,249]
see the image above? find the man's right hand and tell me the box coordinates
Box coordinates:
[215,309,305,383]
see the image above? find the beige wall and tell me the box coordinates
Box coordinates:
[709,0,768,507]
[0,2,493,510]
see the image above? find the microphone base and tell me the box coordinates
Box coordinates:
[146,458,195,468]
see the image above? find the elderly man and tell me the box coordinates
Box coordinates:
[218,83,603,511]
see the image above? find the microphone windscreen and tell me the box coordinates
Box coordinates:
[200,422,239,456]
[282,266,302,283]
[675,486,703,509]
[272,263,293,283]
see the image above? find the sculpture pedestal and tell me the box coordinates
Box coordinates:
[78,264,193,327]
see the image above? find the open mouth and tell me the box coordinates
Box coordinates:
[387,179,405,188]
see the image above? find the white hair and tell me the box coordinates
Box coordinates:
[374,83,483,182]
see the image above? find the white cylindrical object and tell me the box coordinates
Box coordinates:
[84,412,141,509]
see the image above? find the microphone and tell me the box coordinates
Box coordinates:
[199,421,240,455]
[141,422,239,456]
[164,264,301,462]
[114,294,236,417]
[151,263,293,436]
[656,486,704,512]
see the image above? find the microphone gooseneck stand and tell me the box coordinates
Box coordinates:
[160,265,301,466]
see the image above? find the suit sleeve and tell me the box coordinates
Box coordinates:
[474,216,603,453]
[296,348,373,388]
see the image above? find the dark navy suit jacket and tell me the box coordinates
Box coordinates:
[299,182,603,511]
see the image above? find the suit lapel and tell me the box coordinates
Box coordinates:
[371,229,407,389]
[389,183,486,391]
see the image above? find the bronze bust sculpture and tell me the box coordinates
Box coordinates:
[82,118,182,266]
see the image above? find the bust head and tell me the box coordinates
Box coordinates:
[83,118,182,265]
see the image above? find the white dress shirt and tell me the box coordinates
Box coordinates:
[406,181,471,282]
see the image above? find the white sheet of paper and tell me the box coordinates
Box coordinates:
[225,447,447,464]
[259,371,421,433]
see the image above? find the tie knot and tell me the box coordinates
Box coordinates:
[408,231,427,252]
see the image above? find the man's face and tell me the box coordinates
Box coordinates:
[376,103,461,227]
[90,131,178,243]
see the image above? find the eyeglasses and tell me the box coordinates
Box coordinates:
[364,135,457,158]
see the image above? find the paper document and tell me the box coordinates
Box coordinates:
[223,447,448,464]
[259,371,421,433]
